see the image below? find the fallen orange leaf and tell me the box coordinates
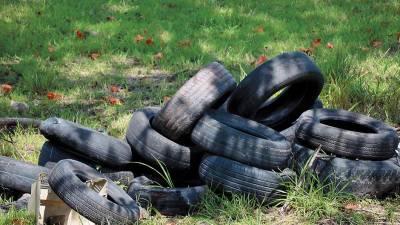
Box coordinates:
[107,96,122,105]
[311,38,322,48]
[110,85,121,93]
[134,34,144,43]
[146,37,154,45]
[256,55,268,65]
[76,30,85,40]
[361,47,370,52]
[154,52,163,60]
[255,26,264,33]
[371,40,382,48]
[89,52,100,60]
[299,47,313,55]
[343,202,358,211]
[163,96,171,102]
[11,218,25,225]
[179,39,191,47]
[106,16,116,21]
[1,84,12,93]
[47,92,62,100]
[48,45,56,53]
[326,42,334,49]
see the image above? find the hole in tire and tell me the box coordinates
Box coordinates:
[320,119,376,133]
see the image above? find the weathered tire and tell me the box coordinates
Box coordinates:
[0,117,41,130]
[48,159,140,224]
[0,193,31,214]
[40,117,132,167]
[278,99,323,143]
[152,62,237,142]
[126,107,202,171]
[280,123,298,143]
[38,141,96,168]
[0,156,49,193]
[296,109,399,160]
[39,142,133,186]
[227,51,324,130]
[199,155,294,202]
[192,110,291,170]
[127,176,206,216]
[291,144,400,196]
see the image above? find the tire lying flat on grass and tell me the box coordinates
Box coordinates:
[39,141,134,186]
[291,144,400,196]
[48,159,140,224]
[152,62,237,142]
[199,155,294,202]
[127,176,206,216]
[296,109,399,160]
[0,156,49,193]
[40,117,132,167]
[227,51,324,130]
[126,107,203,171]
[192,110,292,170]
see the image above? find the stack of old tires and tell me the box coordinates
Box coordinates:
[126,52,324,203]
[1,51,399,224]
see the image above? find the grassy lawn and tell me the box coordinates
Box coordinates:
[1,0,400,224]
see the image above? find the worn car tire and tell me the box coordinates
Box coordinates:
[199,155,294,202]
[127,176,206,216]
[0,156,49,193]
[296,109,399,160]
[126,107,203,171]
[40,117,132,167]
[227,51,324,130]
[152,62,237,142]
[48,159,140,224]
[192,110,291,170]
[39,142,133,186]
[278,99,323,143]
[291,144,400,196]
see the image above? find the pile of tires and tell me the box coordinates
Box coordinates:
[1,51,399,224]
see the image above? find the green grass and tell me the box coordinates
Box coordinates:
[1,0,400,224]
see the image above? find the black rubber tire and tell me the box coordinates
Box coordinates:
[127,176,206,216]
[126,107,203,171]
[0,193,30,214]
[291,144,400,196]
[48,159,140,224]
[38,141,133,186]
[278,99,323,143]
[227,51,324,130]
[0,117,41,130]
[0,156,49,193]
[40,117,132,167]
[152,62,237,142]
[192,110,292,170]
[280,123,298,143]
[38,141,98,168]
[296,109,399,160]
[313,99,323,109]
[199,155,294,202]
